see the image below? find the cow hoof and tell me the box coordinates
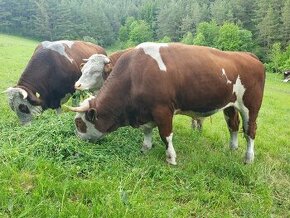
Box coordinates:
[244,153,254,164]
[230,144,238,150]
[166,157,177,165]
[140,144,152,154]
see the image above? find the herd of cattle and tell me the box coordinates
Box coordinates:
[6,40,268,165]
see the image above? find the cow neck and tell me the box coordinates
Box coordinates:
[94,74,130,125]
[17,68,49,100]
[17,54,52,107]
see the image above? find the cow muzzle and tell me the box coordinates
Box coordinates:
[74,82,82,90]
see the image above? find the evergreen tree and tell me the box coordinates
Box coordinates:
[282,0,290,45]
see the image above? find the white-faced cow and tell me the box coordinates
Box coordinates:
[74,48,133,91]
[283,70,290,82]
[68,42,265,165]
[5,40,106,125]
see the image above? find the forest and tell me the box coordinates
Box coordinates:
[0,0,290,72]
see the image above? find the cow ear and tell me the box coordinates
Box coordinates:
[28,91,42,105]
[85,108,97,122]
[80,63,85,70]
[103,62,113,79]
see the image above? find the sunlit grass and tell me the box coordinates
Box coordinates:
[0,34,289,217]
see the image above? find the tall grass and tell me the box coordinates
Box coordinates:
[0,34,289,217]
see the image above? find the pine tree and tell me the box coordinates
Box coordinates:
[282,0,290,45]
[33,0,52,40]
[0,0,12,32]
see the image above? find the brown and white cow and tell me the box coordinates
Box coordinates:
[74,48,204,130]
[283,70,290,82]
[5,40,106,125]
[74,48,133,91]
[68,42,265,165]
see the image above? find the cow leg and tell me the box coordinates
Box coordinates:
[153,107,176,165]
[239,109,258,164]
[223,107,240,150]
[191,118,204,130]
[140,122,156,153]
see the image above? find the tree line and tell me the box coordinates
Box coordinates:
[0,0,289,71]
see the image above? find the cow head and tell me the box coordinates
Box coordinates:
[5,87,43,125]
[74,54,112,91]
[283,70,290,82]
[67,97,118,141]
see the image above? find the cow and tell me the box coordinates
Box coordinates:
[5,40,106,125]
[74,47,204,130]
[68,42,265,165]
[74,48,133,91]
[283,70,290,82]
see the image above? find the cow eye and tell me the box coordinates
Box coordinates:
[18,104,30,114]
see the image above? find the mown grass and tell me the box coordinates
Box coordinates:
[0,34,289,217]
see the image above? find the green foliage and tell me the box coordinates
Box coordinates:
[281,0,290,45]
[192,32,206,46]
[217,23,241,50]
[158,36,172,43]
[0,0,288,65]
[217,23,254,51]
[181,32,194,45]
[0,34,290,217]
[129,20,153,44]
[82,36,98,45]
[193,21,219,47]
[267,43,290,73]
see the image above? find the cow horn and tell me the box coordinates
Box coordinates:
[5,87,28,99]
[36,92,40,98]
[64,104,90,112]
[104,57,111,64]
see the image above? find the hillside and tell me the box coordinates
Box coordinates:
[0,34,289,217]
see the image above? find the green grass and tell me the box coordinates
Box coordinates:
[0,34,289,217]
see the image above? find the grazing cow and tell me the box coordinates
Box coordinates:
[74,48,204,130]
[74,48,133,91]
[283,70,290,82]
[68,42,265,165]
[5,40,106,125]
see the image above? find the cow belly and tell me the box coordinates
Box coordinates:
[174,109,219,118]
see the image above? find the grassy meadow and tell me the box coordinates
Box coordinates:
[0,34,289,217]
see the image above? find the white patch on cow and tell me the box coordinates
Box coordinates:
[232,76,249,131]
[221,68,232,84]
[283,78,290,82]
[175,75,249,130]
[74,96,104,141]
[136,42,168,71]
[140,122,155,152]
[166,133,177,165]
[75,112,104,141]
[41,40,74,63]
[230,131,238,150]
[245,137,254,164]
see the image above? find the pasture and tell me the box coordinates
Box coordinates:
[0,34,289,217]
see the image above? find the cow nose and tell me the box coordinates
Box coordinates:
[75,83,81,89]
